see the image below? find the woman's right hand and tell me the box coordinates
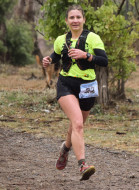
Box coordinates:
[42,56,52,68]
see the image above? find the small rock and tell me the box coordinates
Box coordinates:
[129,174,135,178]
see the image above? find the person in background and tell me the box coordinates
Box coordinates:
[43,4,108,181]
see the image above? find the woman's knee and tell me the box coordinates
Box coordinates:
[72,120,83,133]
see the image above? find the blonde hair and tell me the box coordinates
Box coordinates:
[66,4,85,18]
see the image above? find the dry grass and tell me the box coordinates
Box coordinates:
[0,63,139,155]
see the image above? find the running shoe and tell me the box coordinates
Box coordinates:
[80,162,95,181]
[56,142,69,170]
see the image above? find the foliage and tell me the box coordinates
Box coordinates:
[0,39,7,54]
[0,0,16,24]
[0,0,34,66]
[85,3,138,84]
[5,19,35,66]
[37,0,139,96]
[0,0,17,59]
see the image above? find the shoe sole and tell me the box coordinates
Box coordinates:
[80,166,95,181]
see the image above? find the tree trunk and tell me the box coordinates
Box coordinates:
[17,0,26,18]
[121,79,126,99]
[95,66,109,106]
[117,79,126,99]
[24,0,35,23]
[91,0,109,106]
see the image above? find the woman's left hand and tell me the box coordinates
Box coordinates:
[68,48,86,60]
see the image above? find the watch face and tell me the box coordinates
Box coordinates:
[87,53,91,60]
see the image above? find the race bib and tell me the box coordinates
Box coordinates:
[79,80,99,99]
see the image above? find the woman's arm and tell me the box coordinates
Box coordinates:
[50,51,61,64]
[92,49,108,67]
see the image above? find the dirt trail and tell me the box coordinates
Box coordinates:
[0,127,138,190]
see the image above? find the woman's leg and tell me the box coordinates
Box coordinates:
[58,95,95,180]
[65,122,72,148]
[65,110,90,149]
[58,95,90,161]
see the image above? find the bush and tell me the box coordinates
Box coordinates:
[0,39,7,54]
[6,19,35,66]
[0,0,16,25]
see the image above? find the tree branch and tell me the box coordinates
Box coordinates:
[116,0,126,16]
[135,0,139,18]
[113,0,118,7]
[35,0,44,6]
[36,29,45,37]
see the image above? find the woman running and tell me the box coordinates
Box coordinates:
[43,4,108,181]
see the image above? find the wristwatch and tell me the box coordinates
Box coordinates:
[86,52,91,60]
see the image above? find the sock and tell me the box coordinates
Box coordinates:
[63,143,70,152]
[78,159,86,166]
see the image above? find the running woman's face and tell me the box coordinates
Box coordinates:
[65,9,85,32]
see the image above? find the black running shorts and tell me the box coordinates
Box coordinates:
[56,74,96,111]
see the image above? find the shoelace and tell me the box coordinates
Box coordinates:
[80,162,88,172]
